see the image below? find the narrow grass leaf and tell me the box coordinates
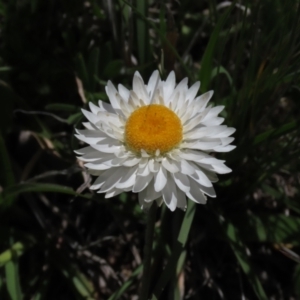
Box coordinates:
[199,1,237,93]
[136,0,147,65]
[222,221,268,300]
[151,200,196,300]
[45,103,79,112]
[234,214,300,245]
[5,260,22,300]
[61,264,95,299]
[108,265,142,300]
[2,183,91,206]
[0,242,27,268]
[253,121,297,145]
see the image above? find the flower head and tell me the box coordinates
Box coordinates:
[75,70,235,211]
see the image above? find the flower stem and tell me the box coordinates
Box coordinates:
[139,202,157,300]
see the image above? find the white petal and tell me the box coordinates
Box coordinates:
[96,111,123,128]
[106,81,121,110]
[179,159,196,175]
[195,91,214,111]
[143,180,161,202]
[105,188,124,198]
[128,90,141,108]
[174,77,188,95]
[137,160,151,177]
[186,179,207,204]
[189,167,213,187]
[82,122,95,130]
[174,91,186,115]
[99,167,127,192]
[75,133,104,145]
[176,188,187,210]
[162,173,177,211]
[104,157,128,167]
[177,149,211,162]
[147,70,160,102]
[182,114,203,132]
[161,157,180,173]
[148,159,160,173]
[202,106,224,122]
[154,165,167,192]
[116,166,137,189]
[133,72,149,104]
[77,152,103,162]
[201,117,224,126]
[173,172,190,193]
[198,184,216,197]
[91,139,122,153]
[138,192,154,210]
[90,175,105,190]
[76,128,106,138]
[179,101,196,124]
[184,125,226,139]
[221,137,235,146]
[197,160,232,174]
[215,127,236,138]
[98,100,116,113]
[85,162,110,170]
[75,146,98,155]
[122,157,141,167]
[163,71,176,103]
[186,81,200,104]
[89,102,103,114]
[181,140,221,151]
[213,145,236,152]
[118,84,130,102]
[81,109,99,125]
[90,168,117,190]
[133,172,154,193]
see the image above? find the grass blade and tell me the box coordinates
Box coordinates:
[151,200,196,299]
[199,1,237,93]
[222,221,268,300]
[5,260,22,300]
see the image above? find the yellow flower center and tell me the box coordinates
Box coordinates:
[125,104,183,154]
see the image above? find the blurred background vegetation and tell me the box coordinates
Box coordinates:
[0,0,300,299]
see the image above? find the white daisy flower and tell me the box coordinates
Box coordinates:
[75,70,236,211]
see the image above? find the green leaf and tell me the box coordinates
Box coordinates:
[102,60,123,79]
[5,260,22,300]
[211,65,235,91]
[0,242,28,268]
[199,1,237,92]
[294,264,300,298]
[136,0,147,65]
[61,264,95,299]
[253,121,297,145]
[108,265,142,300]
[121,0,191,78]
[151,200,196,300]
[235,214,300,245]
[222,221,268,300]
[1,183,91,207]
[67,112,83,125]
[45,103,79,112]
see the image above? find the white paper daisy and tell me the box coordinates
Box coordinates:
[75,70,235,211]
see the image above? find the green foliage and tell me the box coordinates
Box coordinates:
[0,0,299,299]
